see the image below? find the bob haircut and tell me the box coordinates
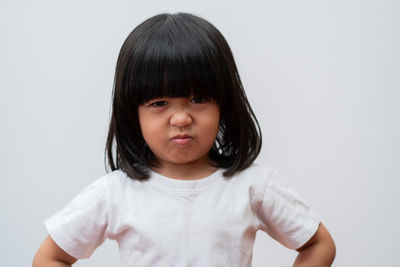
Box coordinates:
[105,12,262,180]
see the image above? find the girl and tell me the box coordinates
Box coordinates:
[33,12,335,267]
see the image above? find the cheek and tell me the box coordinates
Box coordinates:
[141,120,168,147]
[139,109,160,131]
[138,114,156,143]
[140,119,156,133]
[209,123,220,141]
[203,110,220,141]
[208,107,220,130]
[140,120,163,143]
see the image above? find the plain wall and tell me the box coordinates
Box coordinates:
[1,0,399,266]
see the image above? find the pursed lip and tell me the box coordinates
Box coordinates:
[171,134,193,145]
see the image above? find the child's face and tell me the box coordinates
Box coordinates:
[138,96,220,172]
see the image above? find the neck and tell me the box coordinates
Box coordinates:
[151,159,218,180]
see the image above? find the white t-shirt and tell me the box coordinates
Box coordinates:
[44,164,320,267]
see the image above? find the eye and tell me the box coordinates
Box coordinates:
[191,96,210,104]
[149,100,168,107]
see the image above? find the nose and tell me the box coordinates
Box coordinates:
[170,110,192,127]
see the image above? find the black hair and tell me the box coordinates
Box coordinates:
[105,12,262,180]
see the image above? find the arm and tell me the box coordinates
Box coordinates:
[33,235,78,267]
[292,223,336,267]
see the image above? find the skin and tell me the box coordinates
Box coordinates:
[33,96,335,266]
[137,96,221,180]
[33,236,77,267]
[294,223,336,266]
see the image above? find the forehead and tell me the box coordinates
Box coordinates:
[130,47,221,105]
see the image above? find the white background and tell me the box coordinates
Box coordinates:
[1,0,399,266]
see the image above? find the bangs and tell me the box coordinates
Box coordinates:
[129,16,221,105]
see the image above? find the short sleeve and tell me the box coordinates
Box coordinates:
[44,176,110,259]
[255,169,321,250]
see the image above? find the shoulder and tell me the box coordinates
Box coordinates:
[98,169,136,194]
[226,163,277,200]
[233,163,277,185]
[66,170,130,203]
[100,169,130,184]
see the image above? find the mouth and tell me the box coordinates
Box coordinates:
[171,135,193,145]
